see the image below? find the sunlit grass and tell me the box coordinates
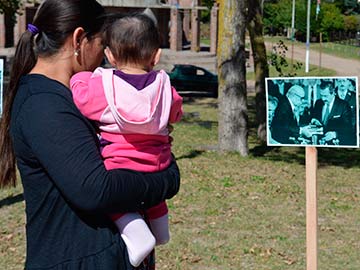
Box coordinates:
[1,88,360,270]
[265,35,360,61]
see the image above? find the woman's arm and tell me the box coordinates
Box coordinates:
[18,93,180,213]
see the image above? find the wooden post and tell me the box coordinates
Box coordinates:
[191,8,200,52]
[170,7,182,51]
[183,9,190,42]
[210,4,219,54]
[306,147,318,270]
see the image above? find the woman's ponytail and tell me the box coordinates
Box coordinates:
[0,30,36,188]
[0,0,105,188]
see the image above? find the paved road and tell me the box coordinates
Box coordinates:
[265,42,360,76]
[158,43,360,77]
[2,42,359,78]
[157,44,360,93]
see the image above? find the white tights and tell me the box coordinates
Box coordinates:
[115,213,170,267]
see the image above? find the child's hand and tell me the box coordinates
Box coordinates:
[167,124,174,143]
[167,124,174,134]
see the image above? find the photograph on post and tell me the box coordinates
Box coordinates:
[266,76,359,148]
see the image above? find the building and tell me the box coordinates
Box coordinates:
[0,0,218,53]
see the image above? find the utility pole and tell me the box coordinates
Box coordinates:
[291,0,295,72]
[291,0,295,37]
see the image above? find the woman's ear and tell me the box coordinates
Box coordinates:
[72,27,85,57]
[152,48,162,66]
[104,47,117,67]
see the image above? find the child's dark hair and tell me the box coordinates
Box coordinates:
[0,0,105,188]
[104,13,160,69]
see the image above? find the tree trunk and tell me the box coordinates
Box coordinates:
[217,0,249,156]
[4,13,15,48]
[247,0,269,142]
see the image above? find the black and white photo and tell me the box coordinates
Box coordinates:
[266,76,359,148]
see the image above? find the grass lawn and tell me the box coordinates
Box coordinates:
[265,36,360,61]
[1,95,360,269]
[247,61,336,81]
[246,35,337,80]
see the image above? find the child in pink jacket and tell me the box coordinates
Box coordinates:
[70,13,183,267]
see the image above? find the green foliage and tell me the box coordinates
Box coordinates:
[264,0,360,39]
[0,0,24,24]
[299,2,343,37]
[200,0,215,22]
[0,0,22,14]
[268,40,302,77]
[263,0,294,34]
[201,0,215,9]
[344,0,358,8]
[319,0,360,13]
[3,97,360,269]
[318,3,344,33]
[343,14,359,31]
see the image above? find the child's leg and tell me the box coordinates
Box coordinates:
[147,201,170,245]
[149,214,170,245]
[114,213,155,267]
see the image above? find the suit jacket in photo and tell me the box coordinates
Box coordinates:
[342,90,356,126]
[271,96,300,144]
[312,97,355,145]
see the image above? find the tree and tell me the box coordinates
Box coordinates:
[217,0,249,156]
[0,0,22,47]
[343,14,358,32]
[317,2,344,40]
[343,0,359,14]
[263,0,360,41]
[201,0,216,8]
[247,0,269,142]
[263,0,294,35]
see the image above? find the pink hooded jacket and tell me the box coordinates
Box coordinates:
[70,67,183,172]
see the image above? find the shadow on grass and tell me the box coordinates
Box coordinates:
[250,143,360,168]
[0,193,24,209]
[176,150,205,160]
[182,97,218,108]
[179,96,360,168]
[181,119,217,129]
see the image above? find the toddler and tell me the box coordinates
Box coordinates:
[70,13,183,267]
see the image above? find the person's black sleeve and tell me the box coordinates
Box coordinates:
[18,93,180,213]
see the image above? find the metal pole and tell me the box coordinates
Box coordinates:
[291,0,296,72]
[291,0,295,34]
[305,0,311,73]
[319,32,322,72]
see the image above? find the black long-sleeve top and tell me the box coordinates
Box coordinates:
[9,74,180,270]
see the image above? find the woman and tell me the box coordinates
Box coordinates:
[0,1,180,269]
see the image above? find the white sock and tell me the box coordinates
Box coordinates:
[149,214,170,245]
[114,213,156,267]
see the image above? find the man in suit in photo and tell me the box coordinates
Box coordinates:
[271,85,313,144]
[335,78,356,126]
[311,80,355,146]
[267,95,280,144]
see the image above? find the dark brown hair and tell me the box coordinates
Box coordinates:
[104,13,160,69]
[319,80,335,94]
[0,0,105,188]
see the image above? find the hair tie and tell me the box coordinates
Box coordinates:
[27,24,39,35]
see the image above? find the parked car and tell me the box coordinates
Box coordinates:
[167,64,218,98]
